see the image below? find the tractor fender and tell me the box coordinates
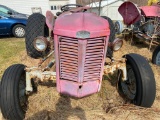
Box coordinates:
[140,5,160,17]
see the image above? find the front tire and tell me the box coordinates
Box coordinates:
[12,24,26,38]
[118,53,156,107]
[152,45,160,65]
[0,64,27,120]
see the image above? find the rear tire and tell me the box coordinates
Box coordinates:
[101,16,115,43]
[118,53,156,107]
[152,45,160,65]
[25,13,49,59]
[101,16,115,58]
[0,64,27,120]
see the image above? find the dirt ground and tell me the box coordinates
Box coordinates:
[1,38,160,120]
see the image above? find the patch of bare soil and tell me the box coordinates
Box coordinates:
[12,40,160,120]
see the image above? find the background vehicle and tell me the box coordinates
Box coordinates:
[0,3,156,120]
[116,1,160,41]
[0,11,27,38]
[115,1,160,65]
[0,4,29,18]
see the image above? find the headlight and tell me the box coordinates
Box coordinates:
[33,36,48,52]
[112,38,123,51]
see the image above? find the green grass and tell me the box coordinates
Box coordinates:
[0,38,25,78]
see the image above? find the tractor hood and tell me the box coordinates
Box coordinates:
[54,12,110,38]
[118,1,141,25]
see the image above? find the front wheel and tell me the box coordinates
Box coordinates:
[152,45,160,65]
[0,64,28,120]
[118,53,156,107]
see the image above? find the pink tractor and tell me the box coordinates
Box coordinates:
[0,4,156,120]
[115,1,160,65]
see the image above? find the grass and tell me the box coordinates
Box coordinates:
[0,37,25,78]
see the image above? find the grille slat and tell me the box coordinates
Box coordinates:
[61,62,78,67]
[84,65,101,68]
[86,57,101,62]
[60,59,77,64]
[61,75,77,80]
[61,72,78,76]
[61,65,78,70]
[84,68,101,71]
[87,43,104,47]
[86,46,104,50]
[60,53,78,59]
[60,56,78,61]
[86,53,104,57]
[60,47,78,53]
[60,45,78,50]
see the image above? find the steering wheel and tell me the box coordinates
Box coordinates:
[61,4,83,12]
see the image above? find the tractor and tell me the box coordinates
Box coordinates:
[0,3,156,120]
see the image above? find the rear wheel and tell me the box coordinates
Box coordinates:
[152,45,160,65]
[101,16,115,58]
[101,16,115,43]
[0,64,27,120]
[118,53,156,107]
[25,13,50,59]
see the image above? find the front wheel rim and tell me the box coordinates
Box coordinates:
[15,27,25,37]
[19,74,27,112]
[120,65,137,100]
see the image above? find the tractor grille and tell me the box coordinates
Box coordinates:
[59,37,105,82]
[59,37,78,81]
[83,38,104,81]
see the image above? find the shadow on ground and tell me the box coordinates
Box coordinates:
[26,95,87,120]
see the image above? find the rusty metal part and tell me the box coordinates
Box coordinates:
[26,70,56,81]
[25,57,56,93]
[104,58,127,81]
[38,51,54,66]
[25,66,56,93]
[43,59,55,71]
